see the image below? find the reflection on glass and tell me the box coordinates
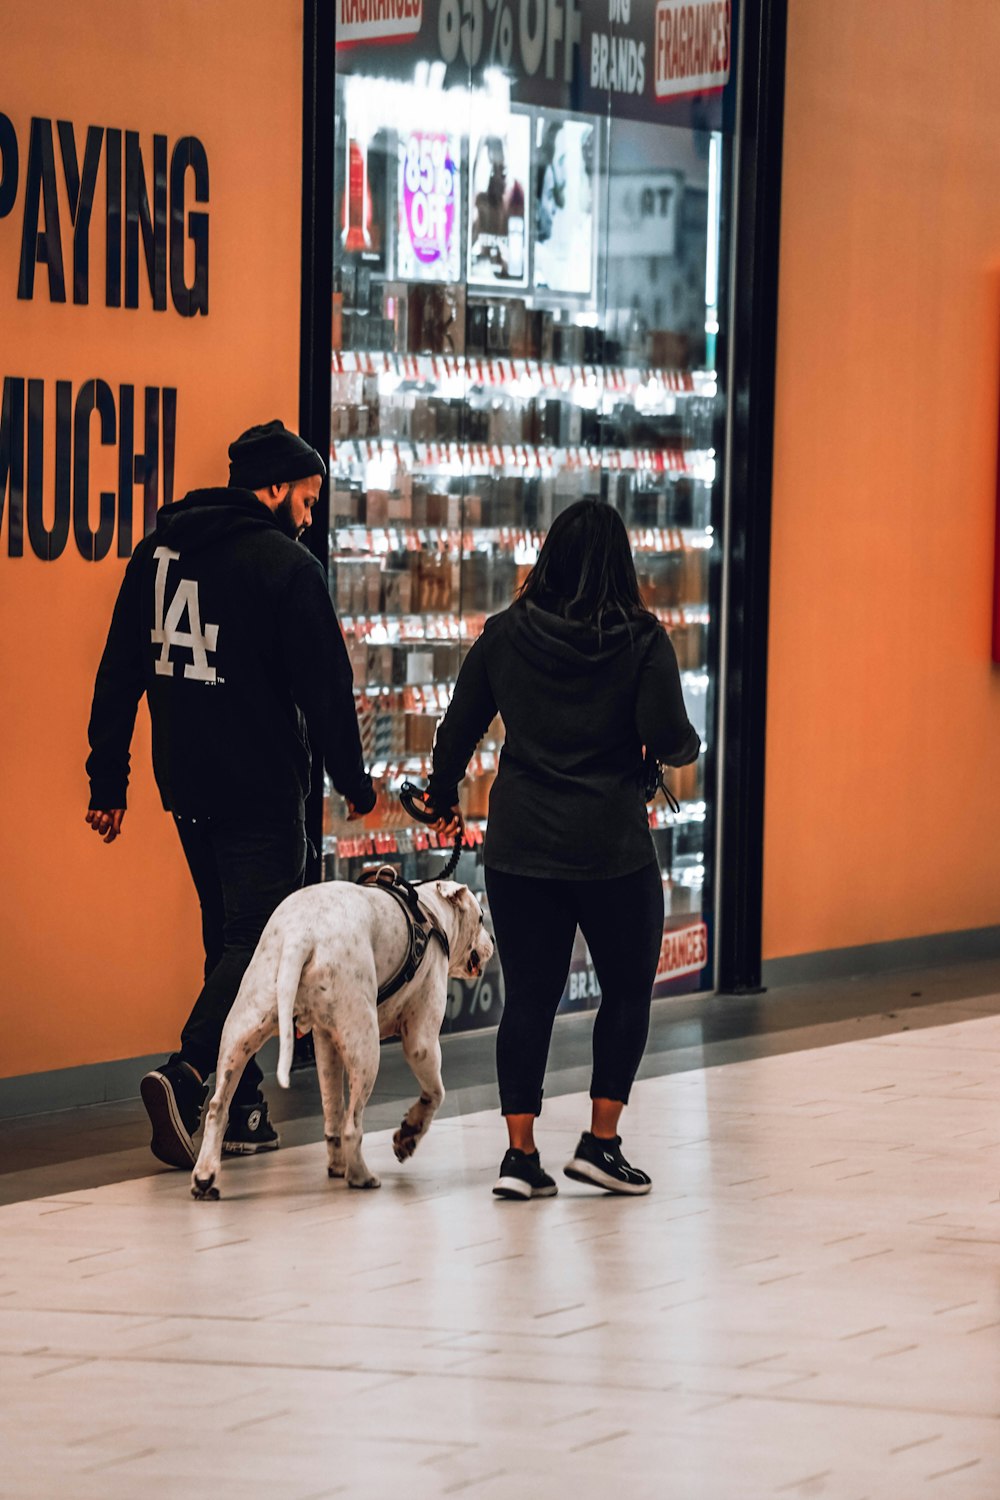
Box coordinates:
[326,20,732,1029]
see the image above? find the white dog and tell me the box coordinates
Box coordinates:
[191,875,493,1200]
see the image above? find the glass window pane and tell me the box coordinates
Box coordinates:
[327,7,736,1024]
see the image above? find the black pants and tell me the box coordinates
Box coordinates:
[486,862,664,1116]
[172,810,307,1103]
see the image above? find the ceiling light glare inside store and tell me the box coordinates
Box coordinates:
[344,63,512,142]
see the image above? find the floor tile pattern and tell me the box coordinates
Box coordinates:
[3,1013,1000,1498]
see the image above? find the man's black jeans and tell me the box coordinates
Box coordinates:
[172,809,307,1103]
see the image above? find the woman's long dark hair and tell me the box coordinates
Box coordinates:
[516,498,654,626]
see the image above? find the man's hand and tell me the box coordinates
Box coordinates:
[86,809,125,844]
[345,778,377,822]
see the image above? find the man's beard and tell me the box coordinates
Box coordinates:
[275,495,304,540]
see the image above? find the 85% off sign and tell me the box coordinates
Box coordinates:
[437,0,583,82]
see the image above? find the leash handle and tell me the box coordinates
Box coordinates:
[400,780,442,825]
[400,779,463,881]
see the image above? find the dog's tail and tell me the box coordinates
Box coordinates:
[275,934,310,1089]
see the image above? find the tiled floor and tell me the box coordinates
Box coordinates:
[3,1009,1000,1498]
[8,954,1000,1204]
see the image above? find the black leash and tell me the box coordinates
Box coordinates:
[356,762,676,1005]
[399,780,464,882]
[352,780,463,1005]
[400,762,678,872]
[642,752,681,814]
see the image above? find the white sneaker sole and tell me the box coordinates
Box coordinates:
[222,1136,280,1157]
[493,1175,558,1200]
[563,1158,652,1195]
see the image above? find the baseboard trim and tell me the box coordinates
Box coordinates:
[761,925,1000,988]
[7,927,1000,1119]
[0,1039,281,1122]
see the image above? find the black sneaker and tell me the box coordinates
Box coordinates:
[223,1097,280,1156]
[493,1148,558,1200]
[564,1132,652,1196]
[139,1060,207,1170]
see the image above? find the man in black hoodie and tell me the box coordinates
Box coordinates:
[86,420,375,1170]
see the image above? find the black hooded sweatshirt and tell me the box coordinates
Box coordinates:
[427,600,700,880]
[87,487,372,819]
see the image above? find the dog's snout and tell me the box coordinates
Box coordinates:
[467,923,494,977]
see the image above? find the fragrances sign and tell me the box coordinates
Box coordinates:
[338,0,424,46]
[656,920,708,982]
[654,0,732,99]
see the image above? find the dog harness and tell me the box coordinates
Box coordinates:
[355,865,451,1005]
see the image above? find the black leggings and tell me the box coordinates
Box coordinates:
[485,862,664,1116]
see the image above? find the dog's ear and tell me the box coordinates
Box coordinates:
[438,883,465,908]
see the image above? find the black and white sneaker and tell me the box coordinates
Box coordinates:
[139,1060,207,1170]
[564,1132,652,1196]
[223,1098,280,1156]
[493,1148,559,1200]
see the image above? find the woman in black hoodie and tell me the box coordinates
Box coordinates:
[424,498,700,1198]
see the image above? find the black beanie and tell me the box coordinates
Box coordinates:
[228,420,327,491]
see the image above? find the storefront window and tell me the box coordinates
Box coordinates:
[325,3,737,1029]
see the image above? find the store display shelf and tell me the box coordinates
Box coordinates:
[655,604,711,629]
[324,799,706,860]
[356,680,458,698]
[363,750,500,782]
[650,799,707,831]
[332,349,718,403]
[372,668,703,697]
[332,523,714,557]
[631,526,714,554]
[341,612,483,643]
[355,673,706,706]
[329,438,715,481]
[324,818,489,863]
[341,606,709,643]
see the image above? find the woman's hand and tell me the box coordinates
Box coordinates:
[432,805,464,841]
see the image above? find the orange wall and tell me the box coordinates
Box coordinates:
[764,1,1000,958]
[0,0,303,1077]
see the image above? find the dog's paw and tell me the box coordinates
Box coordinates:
[393,1119,421,1162]
[191,1174,220,1201]
[326,1134,346,1179]
[347,1173,381,1190]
